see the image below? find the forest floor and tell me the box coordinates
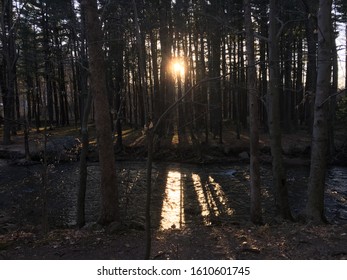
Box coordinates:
[0,123,347,260]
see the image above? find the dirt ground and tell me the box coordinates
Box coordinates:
[1,221,347,260]
[0,124,347,260]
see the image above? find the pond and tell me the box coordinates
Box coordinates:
[0,160,346,231]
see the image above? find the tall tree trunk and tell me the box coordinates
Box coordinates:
[268,0,292,220]
[41,2,54,127]
[132,0,149,124]
[283,32,293,132]
[195,32,207,132]
[150,30,160,122]
[329,29,338,158]
[302,0,318,128]
[83,0,119,225]
[132,0,152,259]
[232,40,241,139]
[105,6,125,151]
[0,0,16,145]
[209,1,222,141]
[306,0,333,224]
[222,36,228,120]
[295,37,304,128]
[78,1,89,128]
[77,88,92,228]
[238,35,247,129]
[34,65,42,130]
[244,0,262,225]
[158,0,172,136]
[54,26,68,126]
[77,0,91,228]
[259,4,268,130]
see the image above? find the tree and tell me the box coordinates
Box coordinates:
[301,0,318,128]
[39,0,55,127]
[76,0,91,228]
[268,0,292,220]
[103,1,125,150]
[158,0,173,136]
[208,0,223,140]
[82,0,119,225]
[0,0,17,144]
[244,0,262,224]
[131,0,152,258]
[306,0,333,223]
[255,1,269,130]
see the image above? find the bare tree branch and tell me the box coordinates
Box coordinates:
[318,89,346,108]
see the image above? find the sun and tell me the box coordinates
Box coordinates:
[173,62,184,74]
[171,59,185,76]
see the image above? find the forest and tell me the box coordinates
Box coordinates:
[1,0,347,260]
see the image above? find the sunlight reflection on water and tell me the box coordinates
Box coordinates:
[192,174,234,225]
[160,171,185,229]
[192,173,210,222]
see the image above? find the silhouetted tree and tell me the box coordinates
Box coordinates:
[244,0,262,224]
[83,0,119,225]
[268,0,292,220]
[306,0,333,223]
[0,0,17,144]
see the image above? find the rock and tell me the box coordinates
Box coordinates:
[260,146,271,154]
[83,222,104,231]
[136,215,146,222]
[129,220,145,231]
[107,221,125,234]
[338,210,347,220]
[332,144,347,166]
[283,144,310,157]
[10,159,39,166]
[0,149,23,160]
[2,223,17,232]
[225,169,237,176]
[223,146,232,155]
[238,151,249,159]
